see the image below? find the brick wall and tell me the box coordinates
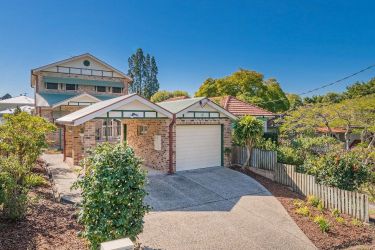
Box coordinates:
[122,118,232,173]
[123,119,171,172]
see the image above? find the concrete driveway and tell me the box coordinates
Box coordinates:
[139,167,316,250]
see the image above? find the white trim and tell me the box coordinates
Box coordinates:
[51,93,101,108]
[56,94,173,126]
[32,53,131,81]
[176,98,238,120]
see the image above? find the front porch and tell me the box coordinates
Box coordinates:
[57,94,175,170]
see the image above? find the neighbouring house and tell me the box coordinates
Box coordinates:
[31,53,132,149]
[56,94,237,173]
[0,95,35,122]
[210,96,277,132]
[316,127,361,148]
[0,95,34,111]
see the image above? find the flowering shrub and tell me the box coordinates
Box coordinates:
[73,143,150,249]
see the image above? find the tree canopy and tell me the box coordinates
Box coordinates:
[195,69,290,112]
[280,94,375,149]
[302,78,375,105]
[150,90,190,103]
[128,48,159,99]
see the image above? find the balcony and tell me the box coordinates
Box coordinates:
[41,66,117,78]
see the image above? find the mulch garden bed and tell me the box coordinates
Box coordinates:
[231,165,375,250]
[0,161,88,250]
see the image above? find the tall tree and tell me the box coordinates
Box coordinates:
[127,49,159,99]
[150,56,159,96]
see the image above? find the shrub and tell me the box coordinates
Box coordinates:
[293,199,305,208]
[276,145,304,165]
[0,111,55,220]
[317,202,324,212]
[73,143,150,249]
[331,209,340,217]
[335,217,345,224]
[296,206,310,217]
[0,156,29,220]
[351,218,363,227]
[314,215,330,233]
[25,174,48,187]
[311,150,370,191]
[307,195,320,207]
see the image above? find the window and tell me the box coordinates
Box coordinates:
[65,84,77,91]
[45,82,59,90]
[137,125,148,135]
[83,60,90,66]
[112,87,123,93]
[96,86,106,92]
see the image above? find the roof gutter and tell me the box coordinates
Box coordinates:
[168,114,176,174]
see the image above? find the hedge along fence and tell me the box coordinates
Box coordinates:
[231,146,369,222]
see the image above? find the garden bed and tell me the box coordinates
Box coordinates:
[231,165,375,250]
[0,161,88,250]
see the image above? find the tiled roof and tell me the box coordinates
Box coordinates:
[211,96,275,117]
[316,127,348,134]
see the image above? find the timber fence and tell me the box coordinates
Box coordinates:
[231,146,369,222]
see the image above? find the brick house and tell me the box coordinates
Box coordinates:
[32,53,237,173]
[56,94,237,173]
[31,53,132,149]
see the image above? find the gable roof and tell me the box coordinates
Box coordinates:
[32,53,131,81]
[56,94,173,126]
[157,97,238,120]
[157,97,206,114]
[211,96,275,117]
[0,95,34,105]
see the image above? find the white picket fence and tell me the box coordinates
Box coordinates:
[231,146,369,222]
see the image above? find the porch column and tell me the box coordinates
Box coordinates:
[65,126,73,158]
[72,125,84,165]
[83,120,97,155]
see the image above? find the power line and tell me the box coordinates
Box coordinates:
[252,64,375,105]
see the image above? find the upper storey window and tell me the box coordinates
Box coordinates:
[112,87,123,93]
[65,84,77,91]
[96,86,106,92]
[45,82,59,90]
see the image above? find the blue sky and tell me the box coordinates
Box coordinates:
[0,0,374,97]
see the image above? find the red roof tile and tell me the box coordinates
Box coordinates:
[316,127,348,133]
[210,96,275,117]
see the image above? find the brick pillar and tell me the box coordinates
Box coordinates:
[72,125,84,165]
[83,121,97,155]
[65,126,73,158]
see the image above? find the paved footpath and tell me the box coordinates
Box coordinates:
[41,153,82,204]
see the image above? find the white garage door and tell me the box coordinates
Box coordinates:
[176,125,222,171]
